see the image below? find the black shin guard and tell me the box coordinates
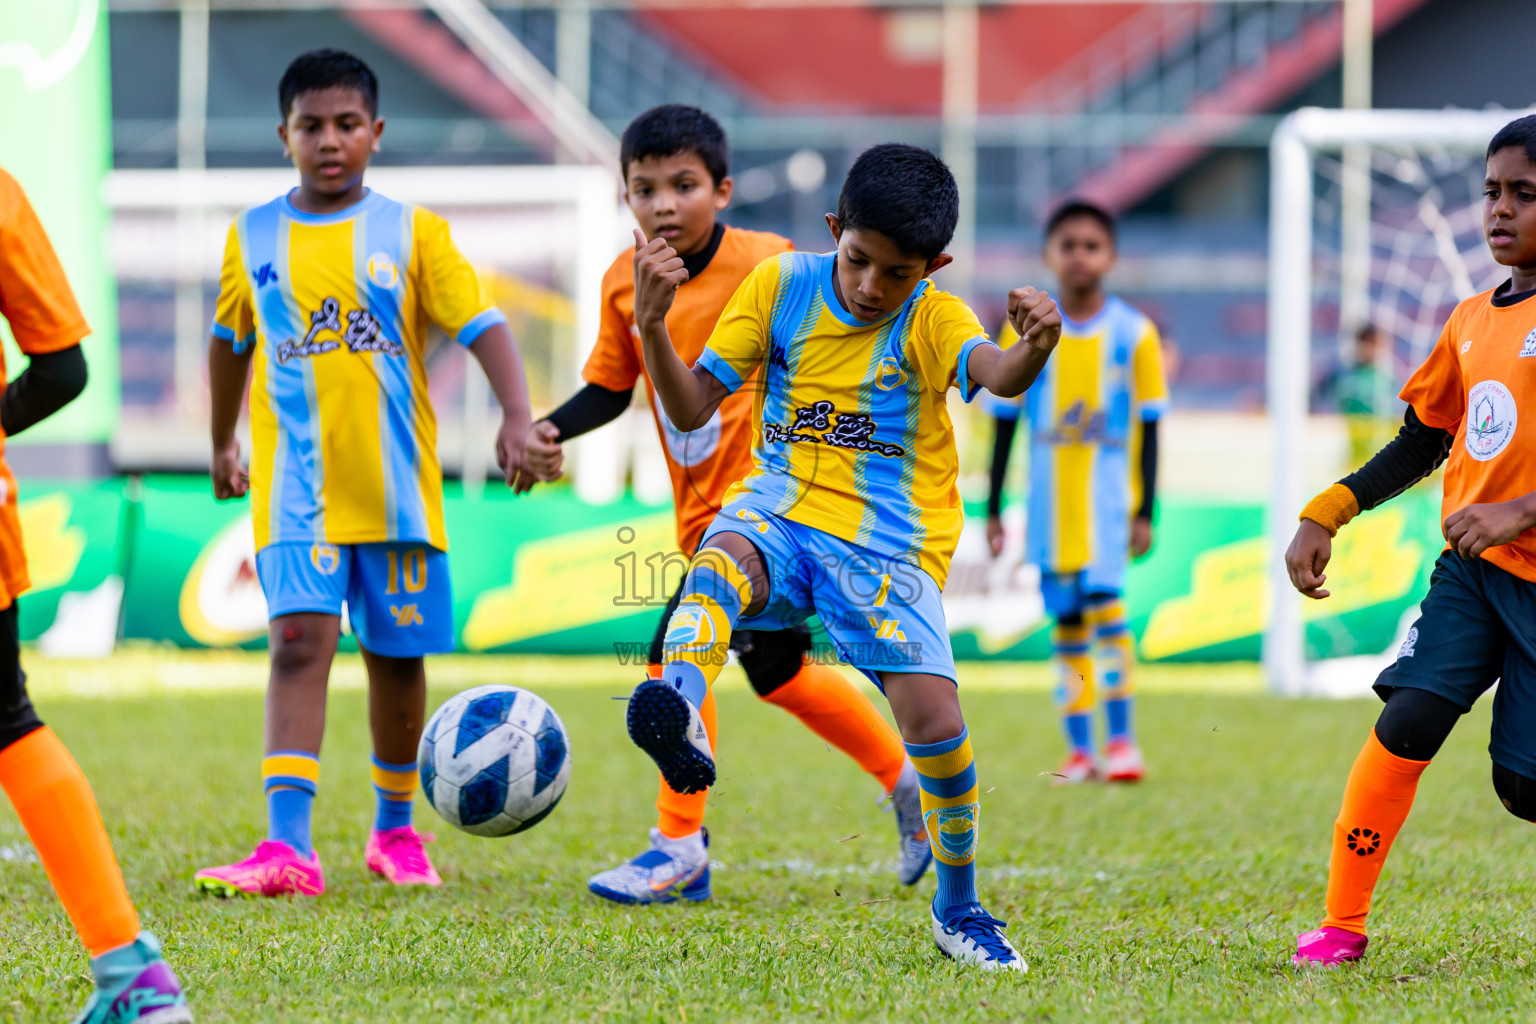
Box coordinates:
[1373,686,1462,761]
[1492,763,1536,822]
[737,628,813,698]
[0,603,42,751]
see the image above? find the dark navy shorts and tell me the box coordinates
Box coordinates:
[1375,551,1536,778]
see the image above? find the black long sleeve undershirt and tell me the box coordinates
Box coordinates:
[542,382,634,441]
[985,415,1016,518]
[1,344,87,437]
[1137,418,1159,521]
[986,414,1160,520]
[1339,405,1454,512]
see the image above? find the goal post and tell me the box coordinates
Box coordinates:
[1264,106,1529,695]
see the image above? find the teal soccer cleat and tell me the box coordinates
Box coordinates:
[73,931,192,1024]
[588,827,711,905]
[887,761,933,886]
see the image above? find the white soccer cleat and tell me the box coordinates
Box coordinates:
[931,903,1027,972]
[626,678,715,794]
[886,761,933,886]
[587,827,711,905]
[1104,739,1145,782]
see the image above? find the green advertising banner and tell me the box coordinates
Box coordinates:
[48,476,1434,665]
[0,0,118,443]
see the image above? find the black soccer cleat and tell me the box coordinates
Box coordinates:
[625,678,716,794]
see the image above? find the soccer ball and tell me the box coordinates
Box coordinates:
[418,684,571,837]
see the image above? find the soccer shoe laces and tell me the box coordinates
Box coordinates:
[942,905,1016,962]
[378,827,434,874]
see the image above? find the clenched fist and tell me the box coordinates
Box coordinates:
[1007,287,1062,354]
[632,228,688,332]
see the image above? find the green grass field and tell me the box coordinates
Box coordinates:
[2,652,1533,1022]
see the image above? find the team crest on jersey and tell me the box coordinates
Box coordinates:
[1397,626,1418,660]
[1520,328,1536,358]
[874,357,907,391]
[1465,380,1517,462]
[367,253,399,289]
[310,544,340,575]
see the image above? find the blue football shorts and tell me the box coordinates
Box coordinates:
[255,541,454,657]
[699,499,956,689]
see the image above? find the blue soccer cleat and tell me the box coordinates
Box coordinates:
[588,827,711,905]
[73,931,193,1024]
[888,761,933,886]
[931,902,1027,972]
[626,678,715,795]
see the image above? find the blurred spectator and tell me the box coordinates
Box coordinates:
[1315,324,1401,465]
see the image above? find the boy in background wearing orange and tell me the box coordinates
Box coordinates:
[526,106,928,903]
[0,168,192,1021]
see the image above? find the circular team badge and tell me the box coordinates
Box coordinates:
[1465,380,1517,462]
[367,252,399,289]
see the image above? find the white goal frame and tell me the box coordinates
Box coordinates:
[1264,107,1528,695]
[105,165,628,500]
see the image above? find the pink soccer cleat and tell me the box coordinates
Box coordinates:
[1294,926,1368,966]
[365,825,442,886]
[193,840,325,898]
[1052,750,1100,785]
[1104,739,1145,782]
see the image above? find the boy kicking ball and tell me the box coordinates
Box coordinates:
[1288,113,1536,965]
[624,143,1061,970]
[526,105,929,904]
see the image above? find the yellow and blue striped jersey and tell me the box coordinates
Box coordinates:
[211,190,505,552]
[991,296,1168,578]
[697,251,993,588]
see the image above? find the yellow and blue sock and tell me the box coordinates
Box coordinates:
[907,728,980,912]
[1053,619,1095,755]
[1087,599,1134,743]
[660,549,751,708]
[263,750,319,858]
[371,755,418,832]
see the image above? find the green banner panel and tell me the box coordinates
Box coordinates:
[14,479,125,642]
[0,0,118,443]
[98,476,1440,663]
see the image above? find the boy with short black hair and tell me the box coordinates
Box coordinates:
[623,142,1062,969]
[1287,112,1536,966]
[985,199,1168,784]
[195,49,536,897]
[525,104,927,904]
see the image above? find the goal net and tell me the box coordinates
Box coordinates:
[1265,107,1528,695]
[105,165,627,498]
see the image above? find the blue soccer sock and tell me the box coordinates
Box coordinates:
[660,549,750,709]
[1087,598,1135,744]
[1053,620,1096,755]
[906,728,980,913]
[371,755,418,831]
[262,751,319,858]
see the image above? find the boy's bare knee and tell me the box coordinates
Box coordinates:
[269,616,334,679]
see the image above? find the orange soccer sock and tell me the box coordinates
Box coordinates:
[760,663,906,793]
[1321,729,1430,935]
[654,682,719,839]
[0,727,140,956]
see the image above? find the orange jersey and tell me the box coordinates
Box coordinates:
[1401,285,1536,582]
[583,226,793,555]
[0,169,90,609]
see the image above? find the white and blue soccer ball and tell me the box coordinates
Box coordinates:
[418,684,571,837]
